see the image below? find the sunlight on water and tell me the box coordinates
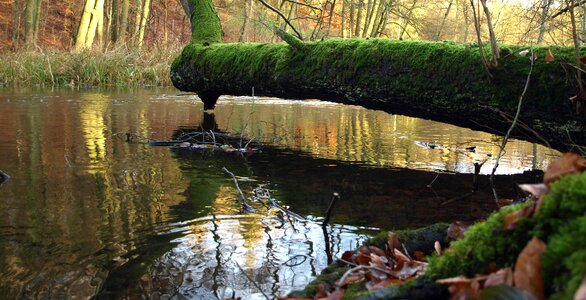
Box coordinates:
[0,89,560,298]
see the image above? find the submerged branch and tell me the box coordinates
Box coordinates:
[222,167,255,213]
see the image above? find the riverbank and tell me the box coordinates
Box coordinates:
[0,47,180,88]
[287,153,586,299]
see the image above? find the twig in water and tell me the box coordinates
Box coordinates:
[322,193,340,264]
[322,193,340,227]
[0,170,10,185]
[234,261,270,300]
[426,173,440,188]
[222,167,255,213]
[490,44,535,203]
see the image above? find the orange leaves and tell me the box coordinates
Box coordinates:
[503,204,535,230]
[545,48,555,64]
[544,153,586,187]
[335,232,429,293]
[514,238,546,300]
[438,238,546,300]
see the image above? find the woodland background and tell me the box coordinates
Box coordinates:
[0,0,585,52]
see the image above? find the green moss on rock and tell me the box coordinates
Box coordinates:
[367,223,449,256]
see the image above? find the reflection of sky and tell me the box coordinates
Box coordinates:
[147,213,371,299]
[215,96,560,174]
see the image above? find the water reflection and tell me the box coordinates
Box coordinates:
[0,89,557,298]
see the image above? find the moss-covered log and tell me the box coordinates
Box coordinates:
[172,0,585,151]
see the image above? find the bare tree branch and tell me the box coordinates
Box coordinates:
[285,0,321,11]
[256,0,304,40]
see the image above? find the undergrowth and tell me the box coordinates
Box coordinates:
[0,46,181,87]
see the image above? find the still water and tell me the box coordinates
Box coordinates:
[0,89,558,298]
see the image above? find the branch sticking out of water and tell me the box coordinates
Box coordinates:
[222,167,255,213]
[322,193,340,228]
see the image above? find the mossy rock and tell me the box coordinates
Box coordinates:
[367,223,449,256]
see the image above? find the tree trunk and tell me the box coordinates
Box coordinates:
[349,0,354,37]
[137,0,152,49]
[238,0,252,41]
[118,0,129,45]
[480,0,499,67]
[12,0,22,48]
[341,0,346,37]
[24,0,41,49]
[84,0,105,48]
[362,0,373,37]
[133,0,143,45]
[75,0,96,50]
[435,0,453,41]
[537,0,551,44]
[110,0,119,43]
[354,0,363,36]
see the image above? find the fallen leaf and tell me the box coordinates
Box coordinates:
[518,183,549,198]
[514,237,546,300]
[503,204,535,230]
[484,267,514,288]
[387,232,402,253]
[545,49,555,64]
[574,275,586,300]
[544,153,586,186]
[519,49,530,56]
[315,283,330,298]
[341,251,354,263]
[438,276,487,300]
[414,250,426,261]
[448,221,470,241]
[435,241,443,256]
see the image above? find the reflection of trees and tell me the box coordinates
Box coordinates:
[0,90,198,298]
[214,98,558,174]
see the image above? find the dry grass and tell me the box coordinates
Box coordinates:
[0,46,182,87]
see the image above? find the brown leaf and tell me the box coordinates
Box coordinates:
[315,283,330,298]
[448,221,470,241]
[503,204,535,230]
[545,48,555,64]
[518,183,549,198]
[388,249,427,280]
[387,232,402,253]
[341,251,354,263]
[485,267,514,288]
[437,276,487,300]
[514,237,546,300]
[414,250,426,261]
[435,241,443,256]
[575,276,586,300]
[544,153,586,186]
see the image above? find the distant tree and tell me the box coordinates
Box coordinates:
[75,0,105,50]
[24,0,42,49]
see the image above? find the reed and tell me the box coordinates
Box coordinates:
[0,46,181,87]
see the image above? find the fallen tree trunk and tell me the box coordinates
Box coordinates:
[171,0,586,151]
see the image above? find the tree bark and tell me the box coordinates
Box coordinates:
[24,0,41,49]
[435,0,453,41]
[110,0,119,43]
[137,0,152,49]
[75,0,97,50]
[118,0,129,45]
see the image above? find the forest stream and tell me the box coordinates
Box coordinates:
[0,89,560,299]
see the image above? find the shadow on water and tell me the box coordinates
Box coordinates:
[94,113,543,299]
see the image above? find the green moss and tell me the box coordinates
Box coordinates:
[358,277,449,300]
[426,203,535,279]
[286,264,350,298]
[534,172,586,299]
[189,0,223,44]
